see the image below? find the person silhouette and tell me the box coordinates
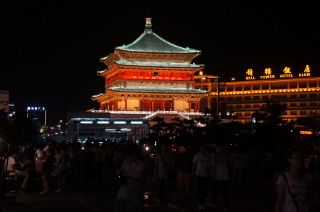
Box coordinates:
[275,147,310,212]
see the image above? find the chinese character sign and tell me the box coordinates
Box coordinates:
[280,67,293,78]
[283,67,291,74]
[264,68,272,75]
[245,69,255,80]
[260,68,275,79]
[299,65,311,77]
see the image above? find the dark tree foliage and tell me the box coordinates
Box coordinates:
[7,111,39,145]
[0,110,8,138]
[252,101,286,127]
[0,109,40,146]
[296,116,320,131]
[251,101,291,151]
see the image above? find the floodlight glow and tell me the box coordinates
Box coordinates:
[80,121,93,124]
[130,121,143,124]
[300,130,313,135]
[97,121,110,124]
[114,121,126,124]
[105,129,116,131]
[120,128,131,132]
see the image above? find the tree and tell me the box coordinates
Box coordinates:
[0,109,40,198]
[0,110,8,155]
[296,116,320,131]
[251,100,286,126]
[251,101,290,151]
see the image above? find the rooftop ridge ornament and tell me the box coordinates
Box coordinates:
[145,17,152,32]
[115,17,200,53]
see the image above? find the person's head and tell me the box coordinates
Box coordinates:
[286,147,303,171]
[215,144,225,153]
[9,151,18,158]
[123,142,143,161]
[200,145,208,154]
[160,143,169,154]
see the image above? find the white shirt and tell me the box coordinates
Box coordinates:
[277,173,309,212]
[116,160,145,204]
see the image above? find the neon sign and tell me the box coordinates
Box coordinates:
[280,67,293,78]
[299,65,311,77]
[260,68,275,79]
[300,130,313,135]
[245,69,255,80]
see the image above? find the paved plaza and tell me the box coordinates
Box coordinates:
[1,177,320,212]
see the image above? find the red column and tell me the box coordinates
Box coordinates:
[188,101,191,112]
[151,101,154,111]
[125,99,127,110]
[162,100,165,110]
[114,100,118,110]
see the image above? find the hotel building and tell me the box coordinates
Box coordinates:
[195,66,320,123]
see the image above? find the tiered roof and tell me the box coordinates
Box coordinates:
[115,60,202,68]
[93,18,207,101]
[109,87,207,94]
[116,29,200,54]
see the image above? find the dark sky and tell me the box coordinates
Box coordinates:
[0,1,319,124]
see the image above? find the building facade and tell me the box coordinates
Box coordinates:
[68,18,206,142]
[92,18,206,112]
[195,66,320,122]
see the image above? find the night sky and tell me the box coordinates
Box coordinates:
[0,1,319,124]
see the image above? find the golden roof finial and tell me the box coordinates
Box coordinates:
[145,17,152,29]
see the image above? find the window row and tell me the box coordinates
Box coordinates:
[219,93,319,101]
[223,80,319,91]
[227,102,319,109]
[234,110,317,117]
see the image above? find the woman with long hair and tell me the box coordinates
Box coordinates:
[275,147,310,212]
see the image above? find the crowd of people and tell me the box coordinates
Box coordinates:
[0,139,319,211]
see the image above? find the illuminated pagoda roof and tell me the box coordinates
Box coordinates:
[109,87,207,94]
[115,60,203,68]
[116,18,200,54]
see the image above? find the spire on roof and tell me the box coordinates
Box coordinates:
[145,17,152,32]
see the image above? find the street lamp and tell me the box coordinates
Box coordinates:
[216,75,221,118]
[203,75,220,118]
[195,74,220,117]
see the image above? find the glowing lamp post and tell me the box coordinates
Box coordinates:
[202,75,220,118]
